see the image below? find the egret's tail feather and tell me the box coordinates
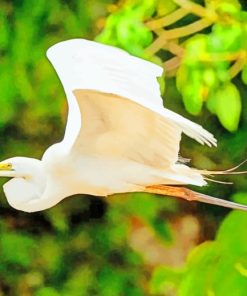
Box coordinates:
[144,185,247,211]
[195,158,247,176]
[203,177,233,185]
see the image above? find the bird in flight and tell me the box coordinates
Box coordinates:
[0,39,246,212]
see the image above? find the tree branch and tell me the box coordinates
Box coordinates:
[163,56,181,74]
[173,0,217,21]
[229,51,247,78]
[145,8,188,30]
[146,18,212,55]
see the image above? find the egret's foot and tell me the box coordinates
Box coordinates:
[144,185,247,211]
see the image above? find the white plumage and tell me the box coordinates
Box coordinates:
[0,39,246,212]
[46,39,216,184]
[46,39,216,150]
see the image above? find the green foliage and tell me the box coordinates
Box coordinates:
[1,0,247,295]
[0,0,111,132]
[126,193,174,242]
[176,18,246,127]
[1,196,165,295]
[150,266,183,295]
[96,0,247,131]
[0,231,36,268]
[156,0,177,16]
[151,207,247,296]
[208,24,243,53]
[169,0,246,131]
[206,0,242,15]
[241,66,247,84]
[96,0,157,56]
[0,0,164,295]
[209,82,241,132]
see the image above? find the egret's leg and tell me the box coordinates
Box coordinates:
[144,185,247,211]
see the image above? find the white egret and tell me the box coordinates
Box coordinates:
[0,39,246,213]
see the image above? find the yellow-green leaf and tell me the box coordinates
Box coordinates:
[215,83,241,132]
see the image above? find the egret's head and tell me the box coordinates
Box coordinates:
[0,157,47,211]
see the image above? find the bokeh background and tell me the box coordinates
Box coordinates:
[1,0,247,295]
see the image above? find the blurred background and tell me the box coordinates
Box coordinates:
[1,0,247,295]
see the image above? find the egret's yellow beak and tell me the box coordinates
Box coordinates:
[0,162,19,178]
[0,163,13,171]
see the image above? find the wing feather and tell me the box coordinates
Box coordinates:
[72,89,181,168]
[46,39,216,167]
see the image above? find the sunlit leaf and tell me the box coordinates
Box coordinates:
[241,66,247,85]
[182,83,204,116]
[214,83,241,132]
[150,266,183,295]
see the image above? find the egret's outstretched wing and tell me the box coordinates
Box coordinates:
[71,89,181,167]
[46,39,163,149]
[46,39,216,168]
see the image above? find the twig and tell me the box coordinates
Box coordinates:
[153,29,165,36]
[173,0,217,21]
[153,29,185,56]
[146,8,188,30]
[162,18,212,39]
[165,41,184,57]
[229,52,247,78]
[146,18,212,55]
[163,56,181,73]
[200,51,245,62]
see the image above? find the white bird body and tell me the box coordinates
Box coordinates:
[1,39,246,212]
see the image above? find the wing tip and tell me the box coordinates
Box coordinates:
[184,122,217,147]
[46,38,164,76]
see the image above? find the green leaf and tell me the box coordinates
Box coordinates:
[150,266,183,295]
[157,75,165,95]
[176,64,189,92]
[241,66,247,85]
[208,24,243,53]
[205,0,241,11]
[212,257,247,296]
[206,94,217,114]
[214,83,241,132]
[182,82,204,116]
[231,192,247,205]
[179,242,218,296]
[96,1,154,57]
[216,2,241,17]
[216,211,247,255]
[203,68,217,88]
[184,35,207,64]
[157,0,177,16]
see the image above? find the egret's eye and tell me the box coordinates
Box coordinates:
[0,162,13,171]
